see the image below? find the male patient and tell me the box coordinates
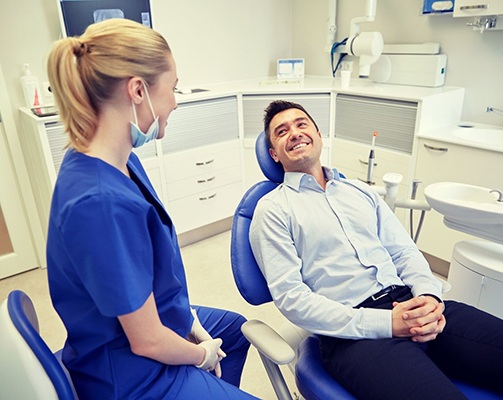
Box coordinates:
[249,100,503,400]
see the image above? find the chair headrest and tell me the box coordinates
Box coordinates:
[255,131,284,183]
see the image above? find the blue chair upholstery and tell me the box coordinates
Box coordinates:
[231,131,500,399]
[0,290,76,400]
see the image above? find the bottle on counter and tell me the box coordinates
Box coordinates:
[20,63,43,108]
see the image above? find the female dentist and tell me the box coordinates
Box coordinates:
[46,18,257,399]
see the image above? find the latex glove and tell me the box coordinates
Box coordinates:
[196,338,225,375]
[188,308,226,377]
[188,308,213,343]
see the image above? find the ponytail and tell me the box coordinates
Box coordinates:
[47,19,172,151]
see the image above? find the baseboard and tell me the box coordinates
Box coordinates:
[178,217,233,248]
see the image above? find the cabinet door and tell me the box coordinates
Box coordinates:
[414,138,502,261]
[335,94,417,155]
[478,277,503,319]
[161,96,239,155]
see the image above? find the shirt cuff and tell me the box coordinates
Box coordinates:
[362,308,393,338]
[419,293,443,303]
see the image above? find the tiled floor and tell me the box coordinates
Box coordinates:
[0,230,298,399]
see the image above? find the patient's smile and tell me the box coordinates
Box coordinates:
[290,141,310,151]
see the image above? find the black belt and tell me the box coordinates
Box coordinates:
[357,285,410,309]
[369,285,405,302]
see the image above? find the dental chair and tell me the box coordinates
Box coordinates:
[230,131,502,400]
[0,290,77,400]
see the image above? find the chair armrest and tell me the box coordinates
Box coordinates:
[241,320,295,365]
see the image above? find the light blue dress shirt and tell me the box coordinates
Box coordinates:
[249,167,442,340]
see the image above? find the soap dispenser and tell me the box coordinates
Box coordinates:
[20,63,43,108]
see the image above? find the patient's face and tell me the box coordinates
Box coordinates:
[268,108,323,173]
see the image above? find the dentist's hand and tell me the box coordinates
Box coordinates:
[188,308,226,377]
[196,339,225,376]
[188,308,213,343]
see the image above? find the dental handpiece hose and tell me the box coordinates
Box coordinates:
[366,131,378,184]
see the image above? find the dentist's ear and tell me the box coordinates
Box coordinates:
[127,77,145,104]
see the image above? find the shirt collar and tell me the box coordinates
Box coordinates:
[283,166,341,191]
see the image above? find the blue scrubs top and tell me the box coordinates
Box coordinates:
[47,150,192,399]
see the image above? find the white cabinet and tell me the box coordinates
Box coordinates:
[163,140,242,233]
[242,93,333,189]
[414,138,502,261]
[332,94,418,224]
[18,95,242,244]
[332,138,412,223]
[18,111,62,237]
[160,96,242,234]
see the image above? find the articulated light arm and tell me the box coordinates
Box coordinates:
[332,0,384,78]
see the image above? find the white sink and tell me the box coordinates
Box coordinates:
[424,182,503,243]
[452,127,503,146]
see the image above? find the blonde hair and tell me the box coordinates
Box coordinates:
[47,19,172,151]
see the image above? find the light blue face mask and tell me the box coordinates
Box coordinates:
[130,82,159,148]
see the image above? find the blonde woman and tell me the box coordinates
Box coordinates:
[47,19,256,399]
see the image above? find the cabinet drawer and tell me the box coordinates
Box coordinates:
[168,182,243,233]
[167,166,241,201]
[163,140,241,183]
[333,138,410,181]
[162,96,239,153]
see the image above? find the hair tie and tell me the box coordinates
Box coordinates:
[74,40,89,58]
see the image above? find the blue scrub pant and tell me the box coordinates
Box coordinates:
[319,288,503,400]
[173,305,259,399]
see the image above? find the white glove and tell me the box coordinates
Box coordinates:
[196,339,224,374]
[188,308,213,343]
[189,308,226,377]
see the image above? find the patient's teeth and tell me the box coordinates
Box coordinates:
[292,143,307,150]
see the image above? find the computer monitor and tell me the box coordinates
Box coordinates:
[57,0,153,37]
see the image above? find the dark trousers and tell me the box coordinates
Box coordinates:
[319,287,503,400]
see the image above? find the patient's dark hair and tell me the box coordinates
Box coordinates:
[263,100,319,149]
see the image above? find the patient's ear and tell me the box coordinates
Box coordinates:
[269,148,280,163]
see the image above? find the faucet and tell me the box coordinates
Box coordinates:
[486,106,503,116]
[490,189,503,202]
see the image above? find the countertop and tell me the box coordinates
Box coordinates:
[416,122,503,154]
[174,75,464,103]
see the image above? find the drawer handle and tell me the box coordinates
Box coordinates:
[460,4,487,10]
[423,143,448,152]
[359,159,377,166]
[195,159,215,166]
[199,193,217,201]
[197,176,216,184]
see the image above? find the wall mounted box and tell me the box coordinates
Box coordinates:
[370,54,447,88]
[453,0,503,17]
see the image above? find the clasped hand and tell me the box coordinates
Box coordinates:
[392,296,446,343]
[188,308,226,377]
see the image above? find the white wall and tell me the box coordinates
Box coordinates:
[2,1,501,128]
[0,0,292,132]
[151,0,292,87]
[293,0,503,125]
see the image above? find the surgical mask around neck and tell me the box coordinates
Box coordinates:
[130,82,159,148]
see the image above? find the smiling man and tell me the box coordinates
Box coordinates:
[249,100,503,400]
